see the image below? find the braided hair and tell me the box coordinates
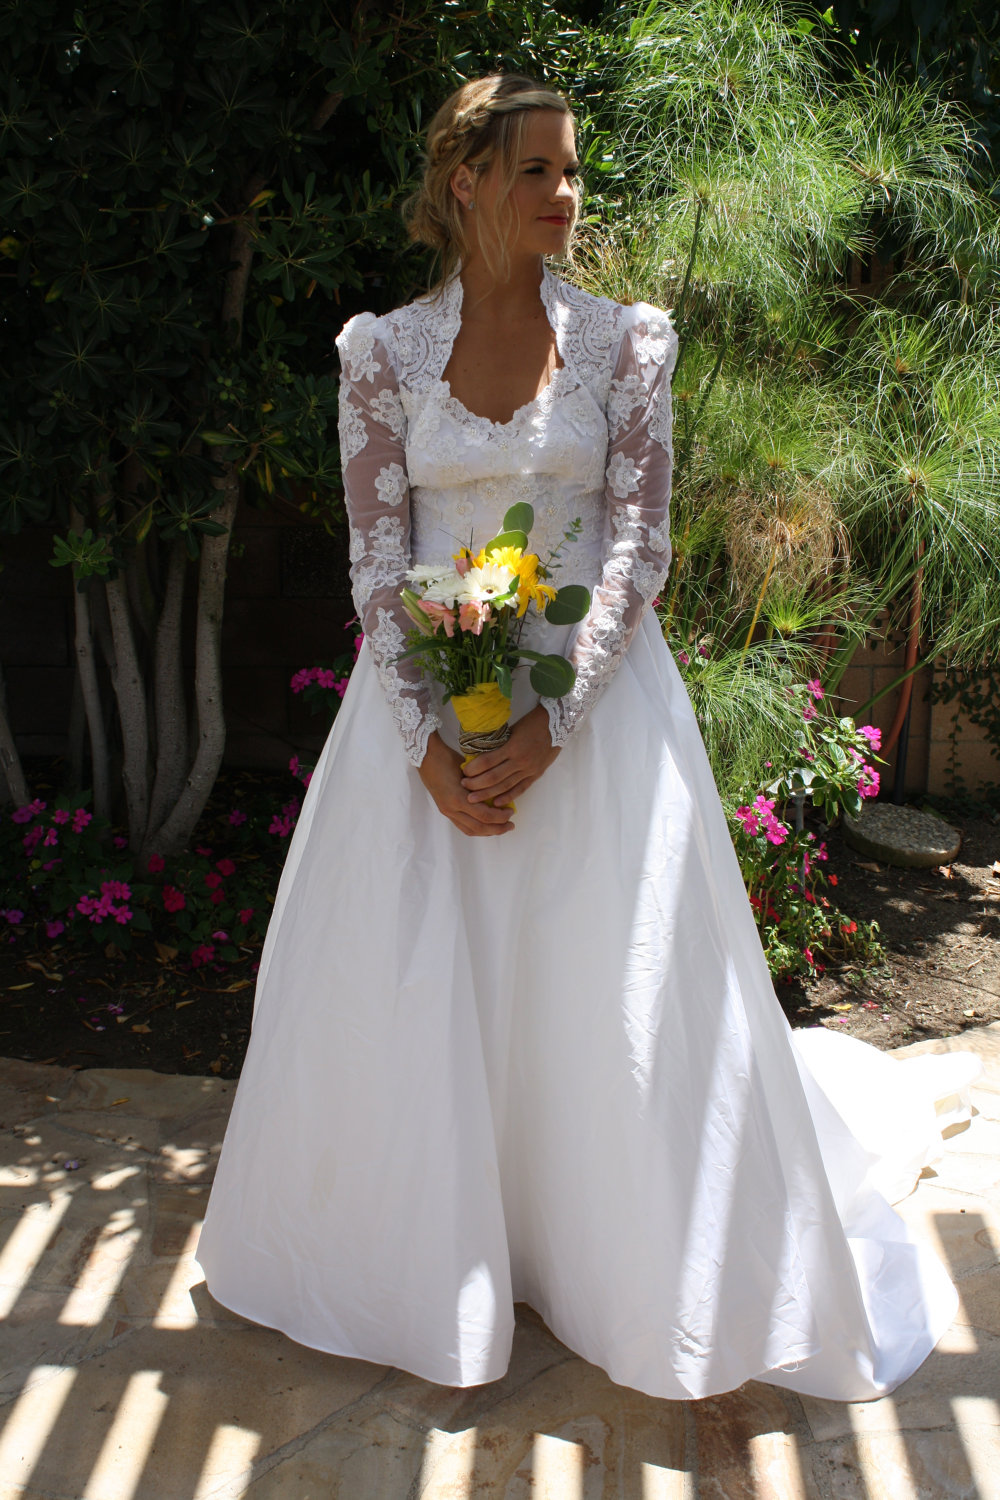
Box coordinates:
[404,74,578,291]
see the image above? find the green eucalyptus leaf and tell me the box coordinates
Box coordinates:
[483,529,528,554]
[502,502,534,533]
[528,655,576,698]
[544,584,591,625]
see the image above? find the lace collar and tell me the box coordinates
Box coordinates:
[386,261,620,397]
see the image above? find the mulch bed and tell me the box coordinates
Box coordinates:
[1,790,997,1080]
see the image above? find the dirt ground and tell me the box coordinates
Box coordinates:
[783,805,1000,1045]
[0,803,997,1079]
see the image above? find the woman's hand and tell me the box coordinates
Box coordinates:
[418,732,516,837]
[462,705,560,806]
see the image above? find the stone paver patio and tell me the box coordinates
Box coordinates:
[1,1026,998,1499]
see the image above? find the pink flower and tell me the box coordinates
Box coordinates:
[302,770,313,789]
[101,880,131,901]
[46,919,65,938]
[53,808,71,825]
[204,871,223,889]
[803,947,814,965]
[289,755,300,778]
[147,853,165,873]
[209,889,224,905]
[238,908,254,924]
[162,885,186,912]
[697,644,709,658]
[189,943,215,968]
[113,835,127,849]
[735,806,761,836]
[270,813,295,837]
[765,821,789,846]
[22,826,43,854]
[212,929,229,942]
[677,650,690,666]
[418,600,457,637]
[43,827,59,846]
[3,909,24,924]
[858,724,882,750]
[802,750,815,762]
[802,700,818,721]
[11,798,46,824]
[806,678,825,701]
[215,858,236,877]
[858,766,880,799]
[458,600,491,635]
[352,632,364,658]
[228,808,247,826]
[71,808,92,833]
[196,845,213,856]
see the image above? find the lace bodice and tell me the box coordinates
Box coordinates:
[335,263,678,765]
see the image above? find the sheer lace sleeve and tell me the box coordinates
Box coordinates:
[542,302,679,746]
[335,311,440,766]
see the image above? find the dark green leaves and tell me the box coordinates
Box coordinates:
[544,584,591,624]
[528,655,576,697]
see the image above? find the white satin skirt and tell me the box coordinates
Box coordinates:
[194,614,959,1402]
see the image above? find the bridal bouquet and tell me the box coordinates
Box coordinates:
[397,502,590,772]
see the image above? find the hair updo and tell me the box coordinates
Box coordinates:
[404,74,578,290]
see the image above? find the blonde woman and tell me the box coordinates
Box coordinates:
[196,74,957,1402]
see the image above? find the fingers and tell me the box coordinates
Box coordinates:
[451,812,514,836]
[461,796,513,825]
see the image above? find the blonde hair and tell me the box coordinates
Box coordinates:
[404,74,578,289]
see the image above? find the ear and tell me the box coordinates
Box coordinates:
[450,165,475,208]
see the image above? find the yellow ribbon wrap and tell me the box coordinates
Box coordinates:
[450,681,514,810]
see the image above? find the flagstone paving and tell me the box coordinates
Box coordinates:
[0,1027,998,1499]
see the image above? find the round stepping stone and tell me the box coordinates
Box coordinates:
[842,802,962,868]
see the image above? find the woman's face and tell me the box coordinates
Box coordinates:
[456,109,579,266]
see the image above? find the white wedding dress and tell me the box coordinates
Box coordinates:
[195,262,960,1403]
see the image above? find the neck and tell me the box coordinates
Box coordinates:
[457,253,547,317]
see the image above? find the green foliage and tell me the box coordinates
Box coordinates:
[571,0,1000,812]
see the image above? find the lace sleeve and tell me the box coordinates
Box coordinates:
[335,311,440,766]
[542,302,679,746]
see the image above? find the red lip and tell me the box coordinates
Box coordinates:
[539,216,569,224]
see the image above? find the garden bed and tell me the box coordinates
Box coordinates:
[0,779,997,1079]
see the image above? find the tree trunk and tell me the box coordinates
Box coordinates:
[0,660,29,807]
[69,507,111,820]
[146,538,189,845]
[104,571,150,845]
[143,477,239,856]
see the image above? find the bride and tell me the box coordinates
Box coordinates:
[195,73,958,1402]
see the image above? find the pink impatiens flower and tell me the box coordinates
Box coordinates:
[147,852,165,873]
[162,886,186,913]
[11,798,46,824]
[858,724,882,750]
[806,678,825,701]
[228,808,247,826]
